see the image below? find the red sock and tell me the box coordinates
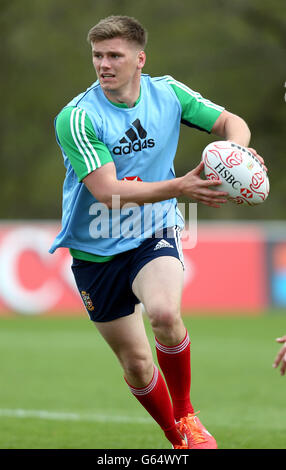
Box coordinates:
[125,365,183,446]
[155,330,194,421]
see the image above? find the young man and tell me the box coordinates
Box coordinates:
[50,15,264,449]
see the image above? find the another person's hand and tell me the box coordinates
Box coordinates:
[273,336,286,376]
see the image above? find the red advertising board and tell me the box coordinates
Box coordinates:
[0,223,81,315]
[181,224,267,313]
[0,222,267,316]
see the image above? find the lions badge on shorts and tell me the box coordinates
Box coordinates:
[81,291,95,311]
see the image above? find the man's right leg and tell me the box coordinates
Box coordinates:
[94,304,185,447]
[131,255,217,449]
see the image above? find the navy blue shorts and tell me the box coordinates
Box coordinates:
[71,227,184,322]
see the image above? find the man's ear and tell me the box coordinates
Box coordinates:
[137,50,146,70]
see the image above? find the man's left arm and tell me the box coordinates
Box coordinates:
[165,77,267,171]
[211,110,250,146]
[211,110,267,171]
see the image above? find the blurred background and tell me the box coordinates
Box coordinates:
[1,0,286,450]
[0,0,285,315]
[2,0,286,220]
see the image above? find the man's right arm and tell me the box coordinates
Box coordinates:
[56,106,228,208]
[83,161,228,209]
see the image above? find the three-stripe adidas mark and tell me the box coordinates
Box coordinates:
[70,108,101,173]
[113,119,155,155]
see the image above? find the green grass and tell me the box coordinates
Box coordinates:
[0,312,286,449]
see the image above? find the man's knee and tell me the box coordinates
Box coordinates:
[121,353,154,386]
[147,302,181,330]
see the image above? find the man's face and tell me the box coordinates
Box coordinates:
[91,37,145,95]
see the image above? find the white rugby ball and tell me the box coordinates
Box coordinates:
[202,141,269,205]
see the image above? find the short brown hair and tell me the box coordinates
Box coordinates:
[87,15,147,49]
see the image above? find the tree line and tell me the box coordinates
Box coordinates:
[2,0,285,220]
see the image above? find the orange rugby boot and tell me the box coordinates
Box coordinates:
[172,439,188,449]
[176,411,217,449]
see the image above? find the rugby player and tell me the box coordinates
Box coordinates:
[50,15,263,449]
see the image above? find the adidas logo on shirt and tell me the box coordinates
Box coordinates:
[113,119,155,155]
[154,239,174,251]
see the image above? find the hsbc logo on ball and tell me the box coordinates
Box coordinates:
[214,162,242,189]
[240,188,253,199]
[203,140,269,205]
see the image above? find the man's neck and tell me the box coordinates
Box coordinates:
[103,81,141,108]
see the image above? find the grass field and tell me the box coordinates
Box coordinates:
[0,312,286,450]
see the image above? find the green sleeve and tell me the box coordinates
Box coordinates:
[55,106,113,181]
[165,76,224,133]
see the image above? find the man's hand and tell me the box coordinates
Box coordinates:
[273,336,286,376]
[179,161,228,208]
[248,148,268,173]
